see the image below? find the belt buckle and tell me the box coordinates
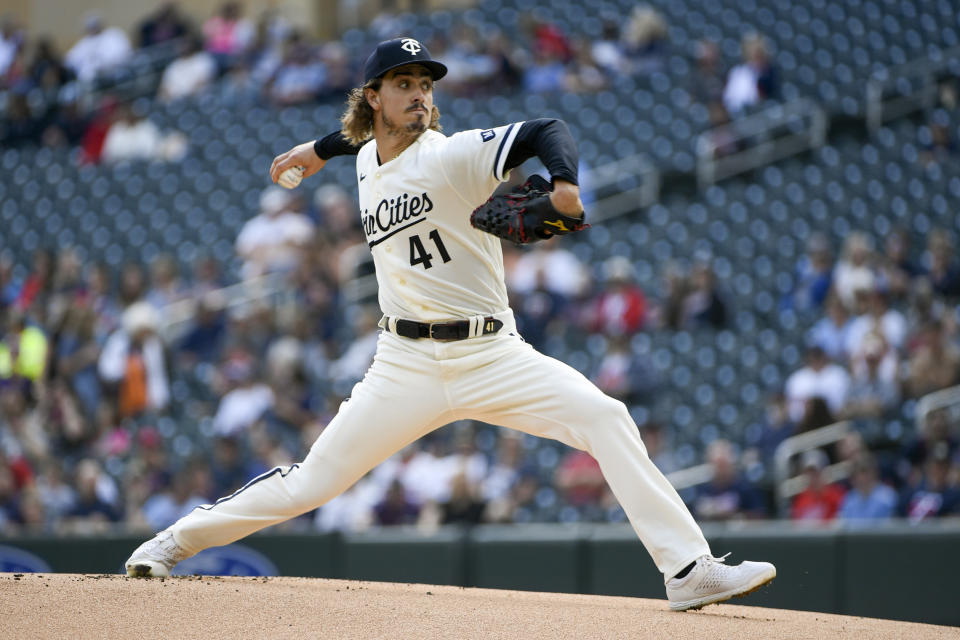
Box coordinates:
[428,323,438,340]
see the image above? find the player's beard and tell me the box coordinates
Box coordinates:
[382,109,427,141]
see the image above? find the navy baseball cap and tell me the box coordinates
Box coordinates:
[363,37,447,83]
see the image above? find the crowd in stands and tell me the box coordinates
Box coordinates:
[2,170,959,535]
[2,2,779,149]
[1,3,958,536]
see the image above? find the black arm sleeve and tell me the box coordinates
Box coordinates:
[502,118,579,186]
[313,131,363,160]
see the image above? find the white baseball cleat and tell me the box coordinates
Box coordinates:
[666,553,776,611]
[125,529,191,578]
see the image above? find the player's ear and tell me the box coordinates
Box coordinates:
[365,87,380,111]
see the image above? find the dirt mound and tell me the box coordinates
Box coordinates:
[0,573,955,639]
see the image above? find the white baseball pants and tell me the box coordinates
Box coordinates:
[170,314,710,578]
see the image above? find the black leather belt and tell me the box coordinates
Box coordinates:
[390,317,504,341]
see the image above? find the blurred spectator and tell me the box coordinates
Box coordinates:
[212,356,274,437]
[0,309,49,389]
[27,37,73,95]
[692,440,765,521]
[146,254,188,312]
[554,448,605,507]
[118,261,147,308]
[65,13,132,83]
[833,232,877,308]
[593,335,657,404]
[210,435,264,497]
[622,5,667,73]
[924,229,960,299]
[508,242,587,302]
[482,433,527,504]
[723,33,777,115]
[158,36,217,102]
[681,262,727,329]
[584,256,648,335]
[0,459,20,532]
[101,103,187,163]
[531,18,572,62]
[564,38,607,93]
[178,294,227,365]
[838,453,897,527]
[0,254,16,307]
[78,96,118,164]
[318,41,352,97]
[203,2,254,71]
[692,40,724,105]
[795,396,835,435]
[267,34,327,105]
[751,393,796,464]
[55,305,102,417]
[877,228,920,303]
[920,117,957,167]
[903,319,960,398]
[591,21,629,77]
[189,255,227,297]
[840,333,899,421]
[374,479,419,526]
[0,386,48,464]
[137,2,190,48]
[523,51,567,93]
[14,247,53,313]
[807,294,853,363]
[902,408,958,480]
[438,472,487,524]
[784,233,833,312]
[791,449,845,521]
[846,289,907,356]
[98,302,169,419]
[899,443,960,522]
[62,458,121,533]
[34,462,76,524]
[485,32,524,90]
[785,347,850,423]
[236,187,315,278]
[142,468,208,530]
[0,15,25,79]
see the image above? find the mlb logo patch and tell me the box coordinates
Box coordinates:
[481,129,496,142]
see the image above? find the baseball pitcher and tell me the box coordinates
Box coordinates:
[126,37,775,611]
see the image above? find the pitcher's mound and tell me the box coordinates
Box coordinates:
[1,573,954,639]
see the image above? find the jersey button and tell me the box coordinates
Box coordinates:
[385,246,392,253]
[397,278,406,285]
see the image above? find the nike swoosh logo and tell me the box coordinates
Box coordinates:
[360,174,367,181]
[544,219,570,232]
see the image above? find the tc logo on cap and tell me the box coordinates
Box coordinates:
[400,38,422,54]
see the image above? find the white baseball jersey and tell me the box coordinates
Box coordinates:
[355,123,523,321]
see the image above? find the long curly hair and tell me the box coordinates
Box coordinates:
[340,77,442,146]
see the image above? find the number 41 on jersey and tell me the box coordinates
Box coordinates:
[409,230,451,269]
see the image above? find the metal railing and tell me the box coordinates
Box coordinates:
[585,153,661,223]
[915,383,960,435]
[159,271,292,341]
[695,98,827,188]
[773,420,853,517]
[865,45,960,132]
[665,463,712,491]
